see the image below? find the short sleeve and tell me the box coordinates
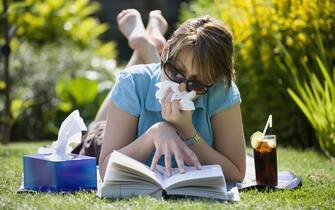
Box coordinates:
[110,71,141,117]
[208,81,242,116]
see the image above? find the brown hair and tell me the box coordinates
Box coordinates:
[161,16,235,87]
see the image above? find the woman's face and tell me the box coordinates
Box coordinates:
[161,48,212,95]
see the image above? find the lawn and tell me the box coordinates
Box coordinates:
[1,142,334,209]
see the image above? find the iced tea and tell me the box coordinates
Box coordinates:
[253,135,278,187]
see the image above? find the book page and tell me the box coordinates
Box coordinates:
[105,162,168,190]
[154,164,166,176]
[100,161,162,198]
[163,165,225,190]
[166,186,228,200]
[166,185,239,201]
[99,183,162,198]
[105,164,159,186]
[105,151,164,186]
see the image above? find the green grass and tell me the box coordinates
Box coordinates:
[1,142,334,209]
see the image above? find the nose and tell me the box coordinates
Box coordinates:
[179,82,187,92]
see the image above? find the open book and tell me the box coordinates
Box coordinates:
[97,151,239,201]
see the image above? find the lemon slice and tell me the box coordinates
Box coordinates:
[250,131,263,149]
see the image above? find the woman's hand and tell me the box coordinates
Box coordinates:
[149,122,201,176]
[161,89,196,138]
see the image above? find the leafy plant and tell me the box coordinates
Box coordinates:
[4,0,116,58]
[6,42,116,140]
[277,39,335,157]
[180,0,335,147]
[288,59,335,157]
[0,0,118,141]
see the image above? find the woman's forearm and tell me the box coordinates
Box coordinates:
[176,123,245,182]
[190,139,246,182]
[99,127,155,181]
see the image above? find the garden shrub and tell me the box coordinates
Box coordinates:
[180,0,335,147]
[5,0,116,58]
[8,42,116,140]
[0,0,118,140]
[278,36,335,157]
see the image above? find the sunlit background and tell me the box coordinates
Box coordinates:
[1,0,334,158]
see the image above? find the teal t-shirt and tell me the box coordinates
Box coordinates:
[110,63,242,167]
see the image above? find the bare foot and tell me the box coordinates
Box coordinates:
[146,10,168,54]
[117,9,153,51]
[117,9,160,63]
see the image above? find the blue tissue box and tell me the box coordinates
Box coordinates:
[23,153,97,192]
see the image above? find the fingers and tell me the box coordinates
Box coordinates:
[175,153,185,174]
[162,88,173,117]
[184,148,202,170]
[164,151,172,177]
[171,99,181,118]
[151,150,161,171]
[161,88,183,122]
[163,100,172,117]
[162,88,173,103]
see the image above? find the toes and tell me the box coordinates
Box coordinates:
[149,10,162,15]
[147,10,168,34]
[117,9,141,23]
[117,10,127,22]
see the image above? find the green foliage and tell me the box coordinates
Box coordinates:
[56,77,99,107]
[279,42,335,157]
[0,81,6,90]
[5,42,115,140]
[180,0,335,147]
[0,0,119,140]
[52,76,111,135]
[10,99,32,121]
[4,0,116,58]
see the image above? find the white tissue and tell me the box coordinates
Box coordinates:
[47,110,87,161]
[155,81,196,111]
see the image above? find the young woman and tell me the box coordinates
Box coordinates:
[96,9,246,182]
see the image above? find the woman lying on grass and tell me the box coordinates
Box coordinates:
[94,9,246,182]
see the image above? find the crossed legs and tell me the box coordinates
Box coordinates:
[117,9,167,67]
[95,9,168,121]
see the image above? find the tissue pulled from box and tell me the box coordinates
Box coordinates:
[155,80,196,110]
[47,110,87,161]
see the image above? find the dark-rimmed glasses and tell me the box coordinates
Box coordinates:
[162,60,213,95]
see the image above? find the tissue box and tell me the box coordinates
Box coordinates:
[23,153,97,192]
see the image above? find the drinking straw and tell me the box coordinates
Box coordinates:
[262,114,272,136]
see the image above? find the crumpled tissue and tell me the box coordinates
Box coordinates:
[155,81,196,111]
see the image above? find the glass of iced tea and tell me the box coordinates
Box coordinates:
[251,132,278,187]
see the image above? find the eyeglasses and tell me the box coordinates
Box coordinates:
[162,60,213,95]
